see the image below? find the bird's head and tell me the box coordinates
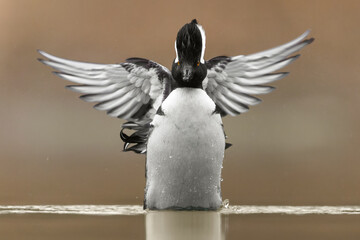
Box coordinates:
[172,19,207,88]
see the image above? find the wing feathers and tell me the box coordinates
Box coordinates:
[244,30,311,60]
[54,72,111,85]
[93,90,134,111]
[247,39,314,70]
[224,89,261,106]
[227,82,275,95]
[39,50,172,122]
[205,30,313,116]
[218,94,249,113]
[66,83,123,94]
[107,96,140,118]
[242,55,300,78]
[232,72,289,85]
[80,84,133,102]
[38,50,107,70]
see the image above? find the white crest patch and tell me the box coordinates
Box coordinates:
[196,24,206,64]
[174,41,179,63]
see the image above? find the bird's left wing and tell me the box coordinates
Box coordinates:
[38,50,173,121]
[204,30,314,116]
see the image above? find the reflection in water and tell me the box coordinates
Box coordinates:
[146,211,226,240]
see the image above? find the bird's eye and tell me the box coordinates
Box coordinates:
[197,62,200,67]
[177,62,180,66]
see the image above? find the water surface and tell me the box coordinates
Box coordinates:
[1,205,360,215]
[1,205,360,240]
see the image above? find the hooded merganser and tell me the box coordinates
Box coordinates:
[38,19,314,210]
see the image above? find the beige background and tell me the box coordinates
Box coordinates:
[0,0,359,206]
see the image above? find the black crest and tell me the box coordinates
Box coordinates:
[176,19,202,64]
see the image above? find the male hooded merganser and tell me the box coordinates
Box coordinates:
[38,19,314,210]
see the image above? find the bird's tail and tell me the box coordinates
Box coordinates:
[120,120,152,154]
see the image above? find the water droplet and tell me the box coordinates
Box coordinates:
[222,199,230,209]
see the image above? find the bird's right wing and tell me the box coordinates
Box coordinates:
[38,51,173,121]
[205,31,314,116]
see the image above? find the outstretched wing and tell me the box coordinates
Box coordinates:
[38,50,173,121]
[205,30,314,116]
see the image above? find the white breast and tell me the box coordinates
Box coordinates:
[145,88,225,210]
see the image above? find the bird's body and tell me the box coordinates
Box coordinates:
[38,19,314,210]
[146,88,224,209]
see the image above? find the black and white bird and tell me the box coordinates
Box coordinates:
[38,19,314,210]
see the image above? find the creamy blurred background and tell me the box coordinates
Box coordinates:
[0,0,359,206]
